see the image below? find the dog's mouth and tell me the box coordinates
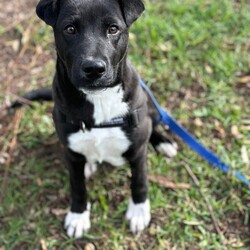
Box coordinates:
[79,78,119,95]
[79,86,108,95]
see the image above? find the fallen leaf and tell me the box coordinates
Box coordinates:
[242,118,250,124]
[84,243,96,250]
[6,40,20,52]
[240,125,250,131]
[159,42,172,52]
[183,220,203,225]
[36,178,43,186]
[148,175,191,189]
[128,241,137,250]
[194,118,203,127]
[231,125,238,136]
[214,120,225,138]
[51,208,68,216]
[21,28,31,45]
[149,223,157,236]
[227,236,244,248]
[40,239,48,250]
[205,64,213,74]
[237,75,250,84]
[241,146,249,164]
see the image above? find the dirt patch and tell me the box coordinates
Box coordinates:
[0,0,54,109]
[0,1,36,27]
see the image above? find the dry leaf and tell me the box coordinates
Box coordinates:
[227,236,244,248]
[231,125,242,138]
[40,239,48,250]
[214,120,225,138]
[240,125,250,131]
[237,75,250,84]
[6,40,20,52]
[84,243,96,250]
[149,223,157,236]
[51,208,68,216]
[36,178,43,186]
[21,28,31,45]
[183,220,203,225]
[159,42,172,52]
[194,118,203,127]
[241,146,249,164]
[148,175,190,189]
[242,119,250,125]
[205,64,213,74]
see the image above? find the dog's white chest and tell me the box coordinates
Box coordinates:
[68,128,130,166]
[67,85,131,166]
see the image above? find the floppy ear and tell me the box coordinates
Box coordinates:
[36,0,59,26]
[119,0,145,26]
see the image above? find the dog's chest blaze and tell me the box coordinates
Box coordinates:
[86,85,129,124]
[67,85,131,166]
[68,128,130,166]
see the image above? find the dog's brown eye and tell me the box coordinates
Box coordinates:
[108,25,119,35]
[64,25,76,35]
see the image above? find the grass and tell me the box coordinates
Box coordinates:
[1,0,250,249]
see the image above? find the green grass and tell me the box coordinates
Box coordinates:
[1,0,250,249]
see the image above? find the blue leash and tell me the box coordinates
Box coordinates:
[140,78,250,187]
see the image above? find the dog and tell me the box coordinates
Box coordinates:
[34,0,177,238]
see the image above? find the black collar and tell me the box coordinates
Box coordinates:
[60,109,145,132]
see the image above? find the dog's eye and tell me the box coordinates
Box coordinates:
[64,25,76,35]
[108,25,119,35]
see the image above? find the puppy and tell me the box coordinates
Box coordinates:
[35,0,177,238]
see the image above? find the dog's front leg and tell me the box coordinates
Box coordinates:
[126,144,151,234]
[63,149,91,238]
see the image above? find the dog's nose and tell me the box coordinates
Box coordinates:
[82,60,106,79]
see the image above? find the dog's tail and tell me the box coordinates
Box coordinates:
[9,87,53,109]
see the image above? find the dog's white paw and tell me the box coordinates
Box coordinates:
[156,142,178,158]
[64,204,91,238]
[84,163,97,179]
[126,198,151,234]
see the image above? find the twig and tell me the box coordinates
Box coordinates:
[18,16,37,58]
[0,109,23,203]
[7,92,33,106]
[181,161,225,240]
[0,93,32,120]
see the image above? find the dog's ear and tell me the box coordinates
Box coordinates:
[36,0,59,26]
[119,0,145,26]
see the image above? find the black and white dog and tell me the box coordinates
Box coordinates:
[33,0,177,238]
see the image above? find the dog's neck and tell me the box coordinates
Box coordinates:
[86,84,129,125]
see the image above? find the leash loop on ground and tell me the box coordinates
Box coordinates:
[140,78,250,187]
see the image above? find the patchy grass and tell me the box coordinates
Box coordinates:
[0,0,250,249]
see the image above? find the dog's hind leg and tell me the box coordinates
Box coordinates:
[150,127,178,158]
[63,149,91,238]
[148,108,178,158]
[147,96,178,158]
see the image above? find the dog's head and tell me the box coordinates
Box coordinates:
[36,0,144,94]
